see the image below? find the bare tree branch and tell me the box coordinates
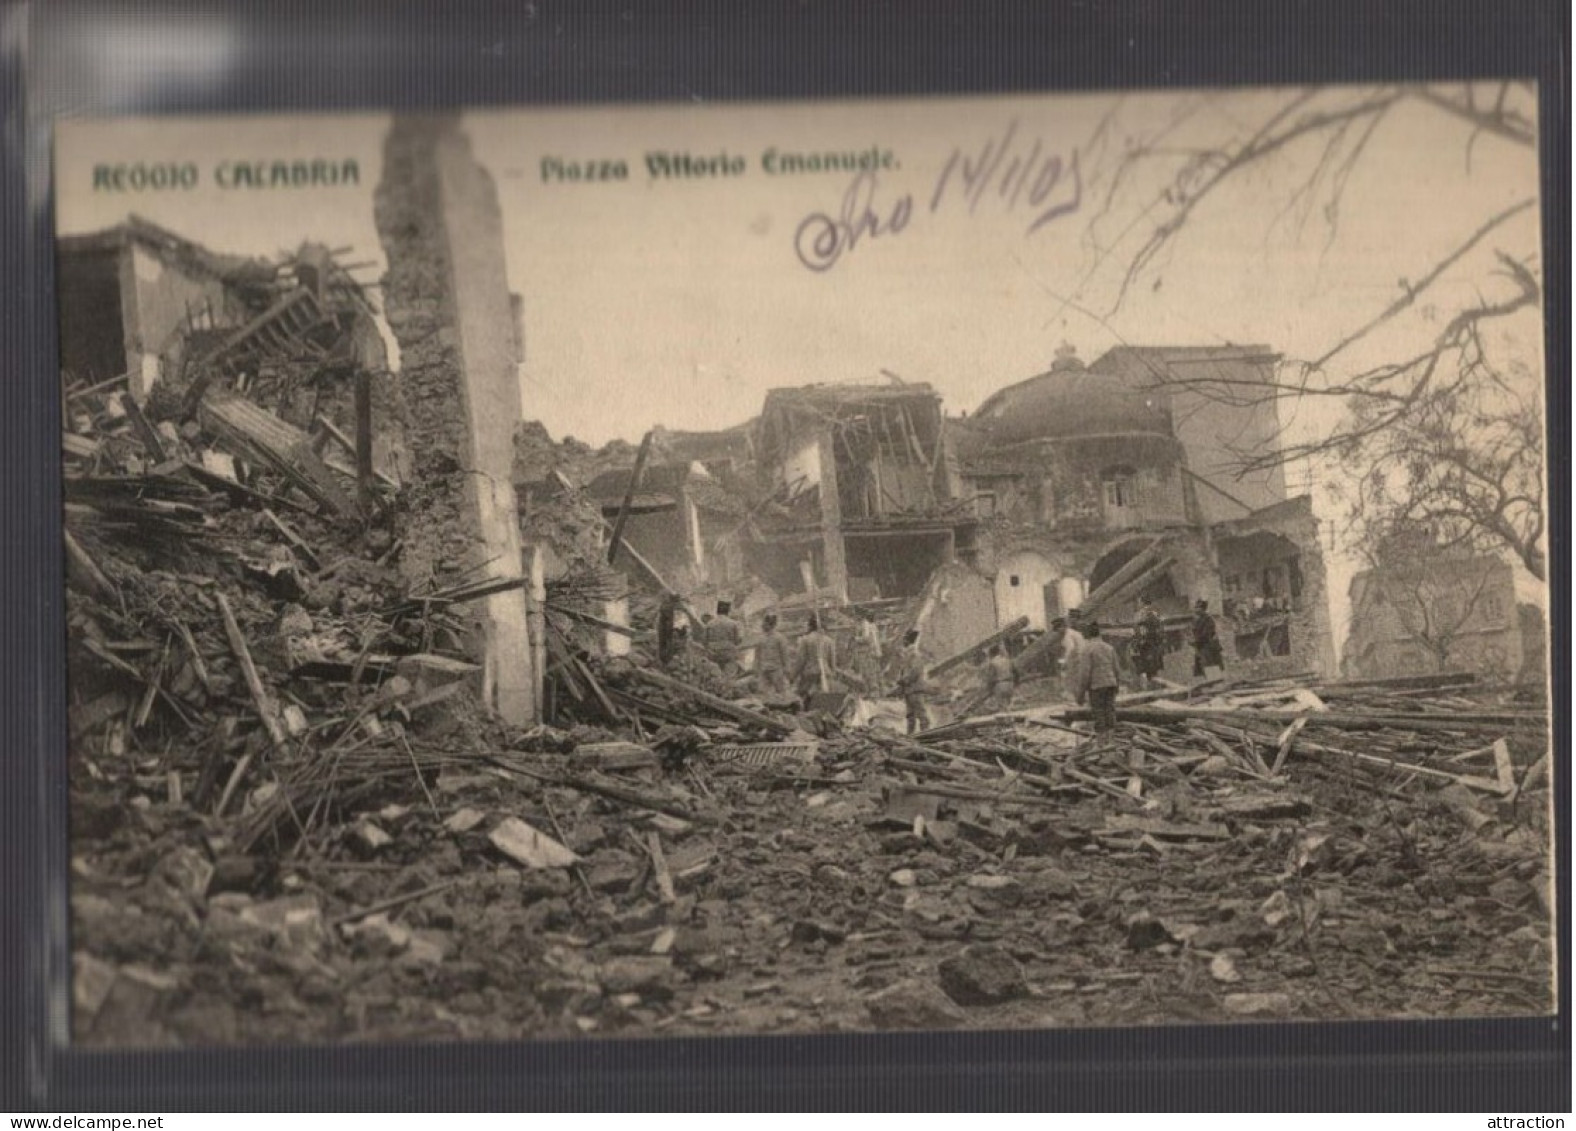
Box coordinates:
[1412,86,1538,148]
[1311,198,1537,369]
[1110,88,1404,312]
[1087,83,1546,582]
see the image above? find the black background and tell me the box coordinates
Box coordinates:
[2,0,1568,1111]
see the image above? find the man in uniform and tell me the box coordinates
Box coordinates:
[656,594,681,669]
[1050,613,1086,701]
[983,644,1017,713]
[704,599,744,679]
[670,623,725,693]
[792,614,838,709]
[753,612,792,698]
[1132,597,1167,689]
[894,628,930,735]
[1192,598,1225,679]
[848,608,884,693]
[1071,620,1122,735]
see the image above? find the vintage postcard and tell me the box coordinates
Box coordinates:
[54,86,1553,1047]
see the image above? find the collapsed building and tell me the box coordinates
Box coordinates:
[748,383,978,603]
[55,128,1553,1049]
[949,345,1337,680]
[60,115,538,725]
[509,346,1337,684]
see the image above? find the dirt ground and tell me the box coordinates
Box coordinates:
[69,681,1554,1048]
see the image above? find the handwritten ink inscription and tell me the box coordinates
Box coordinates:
[793,120,1081,272]
[794,172,914,273]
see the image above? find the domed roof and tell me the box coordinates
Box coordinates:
[971,349,1173,446]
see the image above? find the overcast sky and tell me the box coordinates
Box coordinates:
[55,86,1547,639]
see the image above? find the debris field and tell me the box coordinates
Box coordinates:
[64,391,1554,1044]
[59,232,1554,1049]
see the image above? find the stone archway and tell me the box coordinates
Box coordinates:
[1087,536,1187,620]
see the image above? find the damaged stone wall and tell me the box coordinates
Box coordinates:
[1212,497,1335,679]
[1043,435,1190,531]
[376,116,535,723]
[963,434,1190,535]
[913,561,998,662]
[122,245,241,398]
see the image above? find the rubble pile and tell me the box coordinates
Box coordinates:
[67,424,1554,1044]
[59,239,1553,1045]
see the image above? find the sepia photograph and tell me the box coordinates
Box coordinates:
[53,85,1553,1048]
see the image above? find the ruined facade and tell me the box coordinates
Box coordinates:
[1344,550,1523,681]
[57,217,327,400]
[952,346,1335,679]
[375,116,535,723]
[750,383,977,602]
[506,347,1334,681]
[583,461,747,591]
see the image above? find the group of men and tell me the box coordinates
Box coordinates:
[666,601,907,710]
[664,592,1227,741]
[1032,597,1227,734]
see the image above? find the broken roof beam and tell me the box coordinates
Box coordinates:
[199,396,358,521]
[1079,538,1165,614]
[1083,556,1177,622]
[926,616,1031,678]
[180,287,325,414]
[624,666,793,737]
[607,430,655,566]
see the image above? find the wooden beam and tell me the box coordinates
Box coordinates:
[354,369,374,508]
[200,396,357,519]
[544,602,646,639]
[213,592,288,816]
[63,529,117,600]
[1080,540,1166,615]
[607,430,655,566]
[1082,557,1176,621]
[626,666,792,736]
[925,616,1031,677]
[119,393,167,461]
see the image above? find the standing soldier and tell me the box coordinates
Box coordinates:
[895,629,930,735]
[656,594,680,669]
[754,612,792,698]
[1191,598,1225,679]
[1132,597,1167,689]
[704,599,743,679]
[984,644,1018,713]
[793,614,838,709]
[848,608,884,694]
[1050,613,1086,701]
[668,623,694,676]
[1072,620,1122,735]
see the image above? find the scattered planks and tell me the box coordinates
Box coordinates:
[1114,703,1542,733]
[490,754,717,826]
[200,396,359,520]
[213,592,289,816]
[624,665,792,737]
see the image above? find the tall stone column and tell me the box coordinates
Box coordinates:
[375,116,536,724]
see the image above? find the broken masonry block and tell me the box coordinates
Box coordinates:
[936,944,1030,1006]
[866,978,967,1030]
[488,817,580,869]
[443,807,486,834]
[395,653,483,699]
